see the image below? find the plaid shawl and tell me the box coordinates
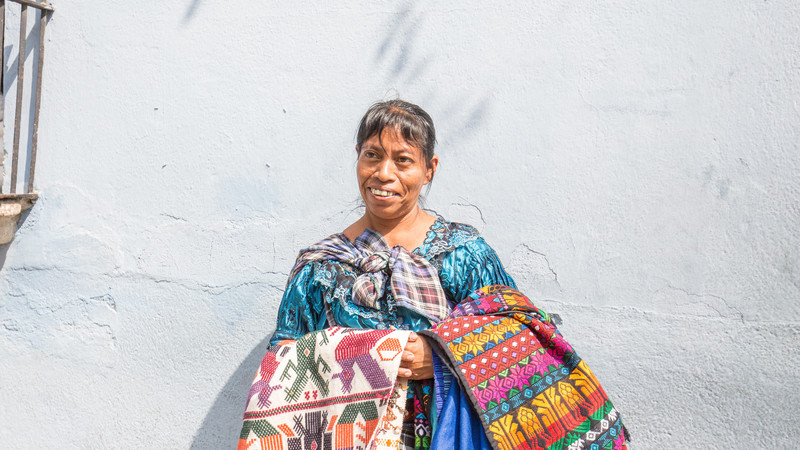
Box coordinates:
[288,228,450,323]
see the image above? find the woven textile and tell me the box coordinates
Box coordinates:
[398,379,434,449]
[421,286,628,450]
[287,228,450,323]
[239,328,412,450]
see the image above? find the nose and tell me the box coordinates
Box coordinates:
[375,159,395,182]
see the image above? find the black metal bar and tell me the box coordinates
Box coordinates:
[0,0,5,194]
[1,0,6,104]
[27,8,46,193]
[10,4,26,193]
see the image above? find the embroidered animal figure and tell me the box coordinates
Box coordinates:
[288,411,331,450]
[281,332,331,402]
[331,330,393,393]
[247,345,284,408]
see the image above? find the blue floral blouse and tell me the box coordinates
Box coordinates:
[269,217,516,346]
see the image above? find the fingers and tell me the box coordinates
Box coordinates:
[398,348,414,378]
[399,349,415,379]
[398,354,415,379]
[404,335,420,356]
[398,332,432,379]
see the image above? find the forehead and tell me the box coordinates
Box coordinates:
[363,128,421,154]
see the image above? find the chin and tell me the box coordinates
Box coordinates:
[366,208,400,220]
[364,203,407,220]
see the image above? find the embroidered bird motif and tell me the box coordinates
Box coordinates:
[247,345,284,408]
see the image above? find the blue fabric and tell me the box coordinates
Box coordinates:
[269,218,516,345]
[432,351,451,418]
[431,383,492,450]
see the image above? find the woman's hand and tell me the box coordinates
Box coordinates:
[399,332,434,380]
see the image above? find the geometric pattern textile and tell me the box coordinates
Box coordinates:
[239,328,412,450]
[420,286,628,450]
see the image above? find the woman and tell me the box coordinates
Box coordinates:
[271,99,515,375]
[240,100,627,450]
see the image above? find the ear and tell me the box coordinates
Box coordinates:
[424,155,439,184]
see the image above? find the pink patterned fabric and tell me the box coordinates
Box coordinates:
[239,328,412,450]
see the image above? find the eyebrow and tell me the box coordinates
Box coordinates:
[361,143,417,156]
[361,143,384,152]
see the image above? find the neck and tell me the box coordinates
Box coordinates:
[344,205,435,249]
[362,205,425,237]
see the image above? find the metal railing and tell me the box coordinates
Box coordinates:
[0,0,53,198]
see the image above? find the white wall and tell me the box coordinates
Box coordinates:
[1,1,798,448]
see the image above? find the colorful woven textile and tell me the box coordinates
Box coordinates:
[239,328,412,450]
[421,286,628,450]
[402,379,434,449]
[287,228,450,323]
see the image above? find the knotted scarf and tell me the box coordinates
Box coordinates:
[287,228,451,323]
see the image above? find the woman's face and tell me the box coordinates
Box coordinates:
[357,128,437,222]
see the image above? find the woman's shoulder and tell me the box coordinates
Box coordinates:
[286,232,355,285]
[416,215,489,260]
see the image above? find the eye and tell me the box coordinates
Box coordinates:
[397,156,414,164]
[362,150,380,159]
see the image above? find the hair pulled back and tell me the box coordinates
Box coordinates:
[356,99,436,168]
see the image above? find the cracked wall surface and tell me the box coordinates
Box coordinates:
[1,1,799,449]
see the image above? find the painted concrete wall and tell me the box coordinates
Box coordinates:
[1,1,798,448]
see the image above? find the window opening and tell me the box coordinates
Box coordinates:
[0,0,53,244]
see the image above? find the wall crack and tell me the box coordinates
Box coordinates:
[656,283,746,323]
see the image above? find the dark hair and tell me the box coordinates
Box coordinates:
[356,99,436,168]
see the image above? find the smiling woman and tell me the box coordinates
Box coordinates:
[346,100,439,255]
[356,129,436,227]
[238,100,628,450]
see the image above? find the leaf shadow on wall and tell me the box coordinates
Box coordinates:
[371,1,493,153]
[374,3,432,86]
[190,335,270,449]
[184,0,204,23]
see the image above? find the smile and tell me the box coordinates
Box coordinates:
[369,188,396,198]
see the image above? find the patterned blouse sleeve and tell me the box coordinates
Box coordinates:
[269,263,328,347]
[440,237,517,305]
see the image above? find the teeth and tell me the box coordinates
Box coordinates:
[370,188,393,197]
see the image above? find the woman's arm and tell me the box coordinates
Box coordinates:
[443,237,517,304]
[269,264,327,347]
